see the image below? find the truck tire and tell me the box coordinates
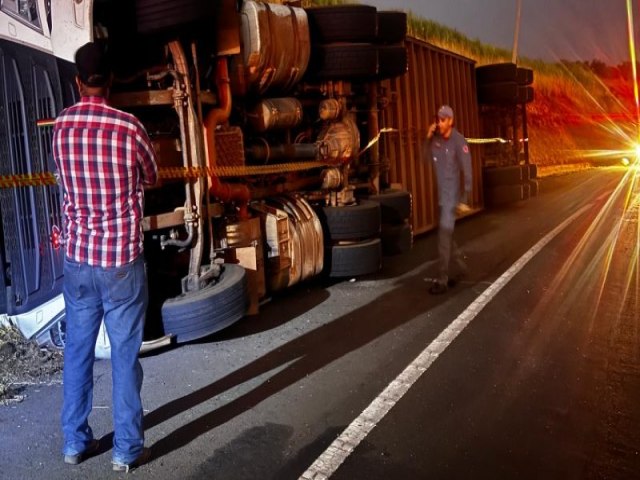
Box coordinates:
[517,86,535,104]
[484,184,524,206]
[316,200,381,241]
[376,11,407,44]
[367,189,412,224]
[517,67,534,85]
[135,0,216,34]
[326,238,382,278]
[306,5,377,43]
[529,163,538,179]
[378,45,408,79]
[307,44,379,80]
[529,179,539,196]
[483,166,523,187]
[479,82,533,105]
[308,44,407,81]
[476,62,517,85]
[478,82,518,104]
[161,264,248,343]
[380,223,413,256]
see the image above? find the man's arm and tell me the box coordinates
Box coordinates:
[136,126,158,186]
[422,121,438,163]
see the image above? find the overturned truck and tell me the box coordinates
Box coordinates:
[0,0,485,354]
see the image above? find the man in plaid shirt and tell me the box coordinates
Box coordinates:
[53,41,158,472]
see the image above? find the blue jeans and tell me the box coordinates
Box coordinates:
[61,255,147,464]
[437,205,465,283]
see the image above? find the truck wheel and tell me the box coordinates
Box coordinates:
[307,44,379,80]
[529,179,539,196]
[483,166,523,187]
[306,5,377,43]
[517,86,535,104]
[380,223,413,256]
[135,0,216,34]
[316,200,381,241]
[161,264,248,343]
[326,238,382,278]
[478,82,519,104]
[378,45,408,79]
[476,62,517,85]
[376,11,407,44]
[517,67,534,85]
[367,189,412,224]
[484,184,524,206]
[529,163,538,179]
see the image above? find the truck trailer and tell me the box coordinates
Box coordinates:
[0,0,483,355]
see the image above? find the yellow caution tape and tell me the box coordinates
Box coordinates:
[357,128,398,157]
[0,163,333,189]
[467,137,509,144]
[16,123,509,190]
[0,172,58,188]
[36,119,55,128]
[158,162,331,179]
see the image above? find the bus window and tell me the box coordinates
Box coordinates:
[1,0,41,30]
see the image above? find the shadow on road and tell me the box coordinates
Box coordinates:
[141,259,447,461]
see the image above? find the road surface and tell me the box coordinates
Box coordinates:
[1,167,639,480]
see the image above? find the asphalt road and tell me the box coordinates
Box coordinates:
[1,167,639,480]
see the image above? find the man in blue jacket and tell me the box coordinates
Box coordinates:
[424,105,472,294]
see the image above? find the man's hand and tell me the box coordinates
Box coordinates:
[456,202,471,215]
[456,191,471,214]
[427,122,438,140]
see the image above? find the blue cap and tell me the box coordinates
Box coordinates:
[438,105,454,119]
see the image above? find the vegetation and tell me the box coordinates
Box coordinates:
[302,0,631,166]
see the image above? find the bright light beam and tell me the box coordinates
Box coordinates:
[626,0,640,139]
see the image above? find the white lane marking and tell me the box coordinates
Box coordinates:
[300,203,594,480]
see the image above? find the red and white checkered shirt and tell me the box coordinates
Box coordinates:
[53,96,158,267]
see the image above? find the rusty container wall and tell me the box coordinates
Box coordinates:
[379,37,483,235]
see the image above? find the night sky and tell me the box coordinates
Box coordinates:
[366,0,632,64]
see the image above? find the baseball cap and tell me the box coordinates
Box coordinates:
[437,105,454,119]
[75,42,111,87]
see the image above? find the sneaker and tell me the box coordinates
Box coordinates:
[112,447,151,473]
[64,439,100,465]
[429,281,448,295]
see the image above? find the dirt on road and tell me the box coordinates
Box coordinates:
[0,325,63,405]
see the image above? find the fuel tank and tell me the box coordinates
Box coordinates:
[231,1,310,95]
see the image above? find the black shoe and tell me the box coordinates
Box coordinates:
[429,281,448,295]
[112,447,151,473]
[64,439,100,465]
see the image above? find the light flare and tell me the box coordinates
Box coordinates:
[627,0,640,136]
[529,166,640,333]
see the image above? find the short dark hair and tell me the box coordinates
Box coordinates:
[75,42,111,87]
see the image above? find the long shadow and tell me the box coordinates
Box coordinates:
[144,261,446,459]
[212,279,332,341]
